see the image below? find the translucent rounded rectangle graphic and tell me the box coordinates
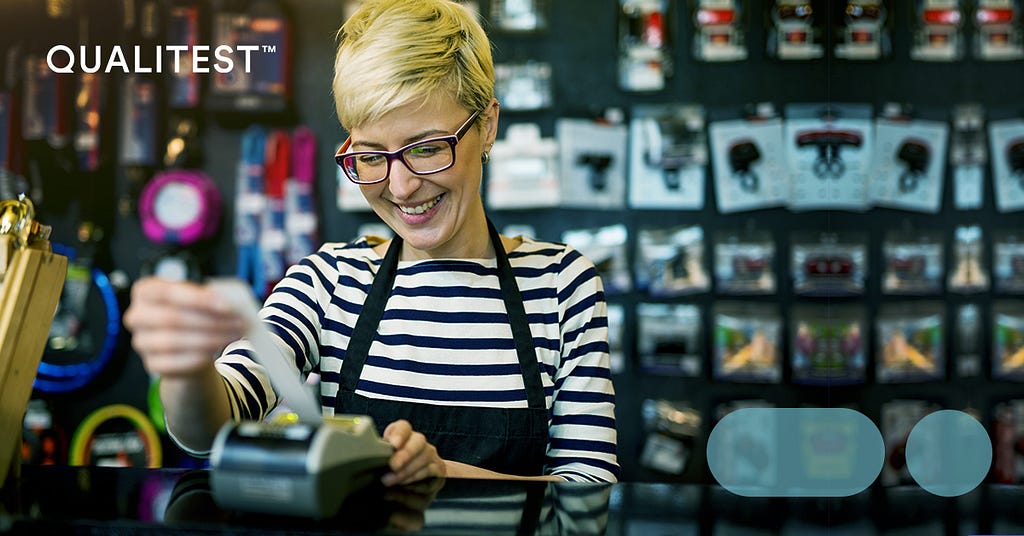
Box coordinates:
[707,407,884,497]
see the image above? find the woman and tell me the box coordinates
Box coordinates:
[124,0,618,485]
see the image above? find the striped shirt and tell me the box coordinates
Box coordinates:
[213,235,620,483]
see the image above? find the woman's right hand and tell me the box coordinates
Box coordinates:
[123,276,246,378]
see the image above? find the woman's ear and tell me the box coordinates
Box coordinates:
[482,98,500,148]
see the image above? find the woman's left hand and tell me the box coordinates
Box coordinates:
[380,419,447,486]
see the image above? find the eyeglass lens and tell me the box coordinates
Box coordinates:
[343,139,455,183]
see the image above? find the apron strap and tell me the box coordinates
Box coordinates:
[340,219,546,410]
[486,219,545,410]
[340,235,402,392]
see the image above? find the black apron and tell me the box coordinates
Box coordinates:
[335,219,549,475]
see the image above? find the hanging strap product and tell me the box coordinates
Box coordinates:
[235,125,266,297]
[285,126,317,265]
[260,129,289,296]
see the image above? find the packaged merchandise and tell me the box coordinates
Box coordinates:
[637,303,702,377]
[636,225,710,296]
[712,303,782,383]
[876,302,945,383]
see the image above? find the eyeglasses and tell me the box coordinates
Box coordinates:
[335,110,482,184]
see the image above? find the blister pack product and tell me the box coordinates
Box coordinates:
[994,229,1024,293]
[911,0,966,61]
[712,302,782,383]
[994,301,1024,380]
[636,225,710,296]
[869,115,948,213]
[988,117,1024,212]
[993,400,1024,483]
[637,303,703,377]
[791,304,867,385]
[950,103,987,209]
[974,0,1024,60]
[562,224,632,294]
[557,118,628,210]
[876,302,945,383]
[881,230,944,295]
[834,0,891,60]
[948,225,989,293]
[709,111,790,213]
[487,123,560,210]
[495,61,553,111]
[490,0,548,32]
[618,0,671,91]
[880,399,939,486]
[791,231,867,297]
[767,1,824,60]
[692,0,748,61]
[784,103,873,211]
[629,104,707,209]
[640,399,702,475]
[714,229,775,295]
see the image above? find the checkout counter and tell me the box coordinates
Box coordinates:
[3,465,1024,535]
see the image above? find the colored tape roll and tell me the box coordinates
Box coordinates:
[69,404,162,468]
[138,169,222,246]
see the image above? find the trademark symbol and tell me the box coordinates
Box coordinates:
[262,45,277,53]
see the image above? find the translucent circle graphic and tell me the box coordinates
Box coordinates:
[905,410,992,497]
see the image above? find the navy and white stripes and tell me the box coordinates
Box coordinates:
[213,235,620,482]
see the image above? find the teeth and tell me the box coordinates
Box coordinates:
[398,195,442,215]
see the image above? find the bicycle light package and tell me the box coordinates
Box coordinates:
[988,117,1024,212]
[709,105,790,213]
[714,229,776,295]
[636,225,710,296]
[868,111,948,213]
[629,104,708,209]
[881,229,944,294]
[834,0,891,60]
[911,0,965,61]
[692,0,748,61]
[557,117,628,210]
[637,303,703,377]
[790,230,868,297]
[767,0,824,60]
[618,0,672,91]
[973,0,1024,60]
[487,123,560,210]
[784,103,873,211]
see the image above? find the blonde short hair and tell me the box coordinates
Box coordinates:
[333,0,494,131]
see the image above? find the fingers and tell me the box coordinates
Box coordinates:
[381,420,446,487]
[124,277,247,378]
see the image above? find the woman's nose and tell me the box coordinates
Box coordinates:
[387,159,422,200]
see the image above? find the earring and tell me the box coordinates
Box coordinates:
[481,151,490,164]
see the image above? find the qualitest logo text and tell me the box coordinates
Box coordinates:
[45,45,274,74]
